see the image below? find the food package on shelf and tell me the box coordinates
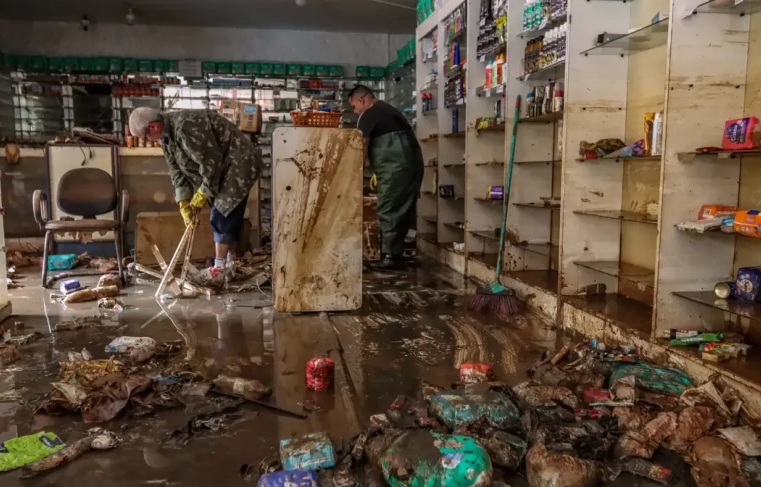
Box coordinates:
[733,210,761,238]
[722,116,760,150]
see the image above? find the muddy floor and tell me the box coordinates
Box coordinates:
[1,260,695,486]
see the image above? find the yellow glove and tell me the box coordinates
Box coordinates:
[189,189,208,210]
[369,174,377,191]
[179,200,194,228]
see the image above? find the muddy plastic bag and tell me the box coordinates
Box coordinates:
[719,426,761,457]
[429,388,521,429]
[258,471,321,487]
[60,358,124,387]
[280,432,336,471]
[105,336,157,363]
[81,374,151,423]
[0,343,19,366]
[614,412,677,459]
[479,431,527,470]
[689,436,749,487]
[97,273,122,289]
[681,381,737,428]
[613,405,655,432]
[380,430,492,487]
[526,443,600,487]
[609,363,693,395]
[513,381,580,409]
[667,406,715,454]
[0,432,65,472]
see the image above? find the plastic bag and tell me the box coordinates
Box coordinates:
[526,443,600,487]
[97,273,122,289]
[257,470,321,487]
[719,426,761,457]
[279,432,336,471]
[479,431,527,470]
[614,412,677,459]
[513,381,580,409]
[429,388,521,429]
[0,432,65,472]
[667,406,715,454]
[105,336,157,363]
[609,363,693,396]
[689,436,748,487]
[380,430,492,487]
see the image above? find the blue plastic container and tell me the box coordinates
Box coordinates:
[47,254,78,271]
[257,470,321,487]
[736,267,761,302]
[429,389,521,429]
[280,432,336,471]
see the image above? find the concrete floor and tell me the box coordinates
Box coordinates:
[0,260,696,486]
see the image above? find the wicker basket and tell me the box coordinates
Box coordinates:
[290,111,342,128]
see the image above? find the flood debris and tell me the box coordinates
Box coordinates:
[688,436,748,487]
[105,336,157,363]
[0,431,65,472]
[62,284,120,304]
[0,343,19,366]
[19,428,120,478]
[279,432,336,471]
[54,316,103,332]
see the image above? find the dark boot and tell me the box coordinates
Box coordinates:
[372,254,407,271]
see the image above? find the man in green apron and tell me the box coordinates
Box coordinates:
[349,85,424,270]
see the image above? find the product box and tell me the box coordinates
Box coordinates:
[109,58,123,73]
[79,57,96,72]
[219,100,239,124]
[328,65,343,77]
[734,210,761,238]
[273,63,286,76]
[138,59,154,72]
[48,57,65,72]
[245,63,260,75]
[301,64,316,76]
[316,65,329,77]
[154,59,169,73]
[93,57,110,72]
[238,103,262,134]
[355,66,370,78]
[167,60,180,73]
[216,62,231,74]
[201,61,216,74]
[231,62,245,74]
[260,63,273,75]
[370,66,385,78]
[698,204,737,220]
[287,64,301,76]
[123,58,138,73]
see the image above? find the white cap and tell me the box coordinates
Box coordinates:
[128,107,160,138]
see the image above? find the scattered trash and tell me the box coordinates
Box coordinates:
[4,331,43,346]
[97,273,122,288]
[614,412,677,459]
[0,431,65,472]
[59,358,124,386]
[623,458,673,485]
[67,348,93,362]
[719,426,761,457]
[59,278,81,294]
[257,470,321,487]
[47,253,78,271]
[0,344,19,366]
[54,316,102,331]
[305,356,334,391]
[513,381,580,409]
[526,442,601,487]
[459,362,494,383]
[98,297,125,312]
[212,375,272,400]
[280,432,336,471]
[429,385,521,429]
[19,428,120,478]
[609,363,694,396]
[105,336,157,363]
[165,402,245,447]
[62,285,120,304]
[688,436,747,487]
[667,406,716,453]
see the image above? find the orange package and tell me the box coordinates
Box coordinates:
[734,210,761,238]
[698,205,738,220]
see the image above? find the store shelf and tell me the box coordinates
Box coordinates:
[421,190,436,196]
[515,159,558,165]
[563,294,652,337]
[470,229,500,241]
[420,134,439,142]
[444,242,466,255]
[443,222,466,231]
[477,44,506,63]
[441,194,466,201]
[519,111,563,123]
[418,232,437,243]
[508,270,559,295]
[576,155,662,162]
[513,201,561,209]
[673,291,761,323]
[677,148,761,161]
[422,216,438,224]
[469,252,498,268]
[574,210,658,225]
[518,11,568,39]
[445,65,466,78]
[580,18,669,56]
[443,131,466,139]
[475,160,505,166]
[423,109,438,116]
[477,123,506,133]
[475,84,505,98]
[419,80,437,92]
[442,162,465,168]
[687,0,761,16]
[574,260,655,289]
[514,242,555,256]
[474,197,503,204]
[517,60,566,81]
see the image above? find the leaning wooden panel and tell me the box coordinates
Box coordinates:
[271,127,363,312]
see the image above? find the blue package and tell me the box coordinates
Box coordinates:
[736,267,761,302]
[429,388,521,429]
[257,471,320,487]
[280,432,336,471]
[47,254,78,271]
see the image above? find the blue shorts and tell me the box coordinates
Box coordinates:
[210,196,248,245]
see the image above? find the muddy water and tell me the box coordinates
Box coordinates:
[1,262,695,486]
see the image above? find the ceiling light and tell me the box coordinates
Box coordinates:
[296,0,307,6]
[126,7,136,25]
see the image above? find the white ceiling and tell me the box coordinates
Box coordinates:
[0,0,417,33]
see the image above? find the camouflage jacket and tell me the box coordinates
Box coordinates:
[160,110,261,217]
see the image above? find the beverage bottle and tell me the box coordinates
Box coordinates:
[212,375,272,400]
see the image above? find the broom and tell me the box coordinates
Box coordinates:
[468,95,522,316]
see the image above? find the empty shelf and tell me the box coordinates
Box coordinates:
[574,210,657,224]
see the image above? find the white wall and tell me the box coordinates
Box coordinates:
[0,20,412,70]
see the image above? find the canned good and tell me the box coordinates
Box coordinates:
[305,356,334,391]
[714,281,736,299]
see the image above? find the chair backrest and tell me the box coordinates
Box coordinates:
[56,167,117,218]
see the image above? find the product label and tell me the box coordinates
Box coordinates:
[727,118,749,144]
[232,378,247,395]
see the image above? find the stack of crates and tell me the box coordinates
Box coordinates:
[417,0,435,25]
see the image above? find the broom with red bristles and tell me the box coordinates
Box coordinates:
[468,95,522,316]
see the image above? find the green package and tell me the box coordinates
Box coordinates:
[0,432,65,472]
[670,333,722,347]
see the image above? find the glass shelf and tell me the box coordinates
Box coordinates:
[580,17,669,56]
[686,0,761,15]
[516,60,566,81]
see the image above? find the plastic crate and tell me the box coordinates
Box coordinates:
[48,57,65,72]
[30,56,49,72]
[138,59,154,72]
[273,63,286,76]
[231,62,245,74]
[287,64,301,76]
[123,58,138,73]
[202,61,216,74]
[64,57,80,72]
[167,60,180,73]
[3,55,17,69]
[79,57,96,72]
[245,63,260,75]
[355,66,370,78]
[216,62,231,74]
[260,63,273,75]
[154,59,169,73]
[370,67,385,79]
[328,65,343,77]
[93,57,110,72]
[109,58,123,73]
[316,65,329,77]
[301,64,316,76]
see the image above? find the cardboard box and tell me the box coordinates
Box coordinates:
[219,100,239,124]
[238,103,262,133]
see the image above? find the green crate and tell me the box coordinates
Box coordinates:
[216,62,231,74]
[3,54,17,69]
[328,65,343,77]
[316,65,329,77]
[355,66,370,78]
[137,59,154,72]
[48,57,65,72]
[287,64,301,76]
[370,66,385,79]
[273,63,286,76]
[16,56,34,71]
[123,58,138,73]
[93,57,109,72]
[30,56,49,72]
[79,57,95,72]
[108,58,123,72]
[301,64,316,76]
[167,60,180,72]
[260,63,273,75]
[231,62,245,74]
[154,59,168,73]
[64,57,80,72]
[202,61,216,74]
[245,62,260,75]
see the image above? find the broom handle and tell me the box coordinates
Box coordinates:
[495,96,522,281]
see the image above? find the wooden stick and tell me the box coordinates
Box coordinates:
[134,263,212,296]
[178,217,198,289]
[144,233,182,296]
[155,225,193,298]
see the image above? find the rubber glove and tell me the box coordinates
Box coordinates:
[178,200,194,228]
[189,189,208,210]
[369,174,377,191]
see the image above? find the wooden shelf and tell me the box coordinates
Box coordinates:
[477,124,506,133]
[574,260,655,289]
[677,148,761,161]
[515,159,558,165]
[574,210,658,225]
[442,132,466,139]
[474,197,503,204]
[470,229,500,241]
[576,155,662,163]
[418,232,437,243]
[507,270,559,295]
[513,202,561,209]
[443,222,465,231]
[673,291,761,323]
[442,163,465,168]
[519,111,563,124]
[421,190,436,195]
[422,216,438,224]
[474,160,504,166]
[469,252,498,268]
[563,294,653,337]
[514,242,554,256]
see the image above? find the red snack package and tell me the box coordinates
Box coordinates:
[582,387,612,404]
[722,117,760,150]
[305,356,334,391]
[459,362,494,383]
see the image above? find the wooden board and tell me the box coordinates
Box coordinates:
[135,210,250,266]
[271,127,363,312]
[363,196,381,262]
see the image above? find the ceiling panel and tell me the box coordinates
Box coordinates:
[0,0,416,33]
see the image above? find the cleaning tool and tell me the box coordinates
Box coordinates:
[155,213,198,298]
[468,96,522,316]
